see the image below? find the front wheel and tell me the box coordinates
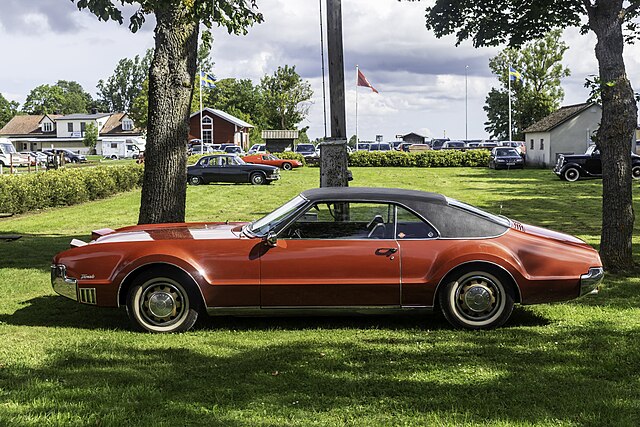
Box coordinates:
[562,167,580,182]
[126,269,201,333]
[632,165,640,180]
[282,162,292,171]
[250,172,266,185]
[439,269,515,330]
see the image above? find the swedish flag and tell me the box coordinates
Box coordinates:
[509,66,522,81]
[200,72,216,88]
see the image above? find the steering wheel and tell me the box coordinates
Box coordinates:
[287,227,303,239]
[366,214,384,230]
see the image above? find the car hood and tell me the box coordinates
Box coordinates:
[92,222,249,244]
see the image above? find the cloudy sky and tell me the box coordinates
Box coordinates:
[2,0,640,141]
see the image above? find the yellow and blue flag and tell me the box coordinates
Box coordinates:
[509,66,522,81]
[200,72,216,88]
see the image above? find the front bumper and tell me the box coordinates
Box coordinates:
[266,172,280,181]
[580,267,604,296]
[51,264,78,301]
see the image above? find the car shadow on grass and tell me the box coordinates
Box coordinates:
[0,232,85,271]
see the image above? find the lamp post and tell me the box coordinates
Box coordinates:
[465,65,468,141]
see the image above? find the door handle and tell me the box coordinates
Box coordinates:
[375,247,398,256]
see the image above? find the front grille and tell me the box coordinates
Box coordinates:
[78,288,97,305]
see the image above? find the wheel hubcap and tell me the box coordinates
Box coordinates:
[140,283,185,326]
[463,284,492,312]
[455,276,500,321]
[148,291,175,318]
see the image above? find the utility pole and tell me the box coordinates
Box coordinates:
[320,0,349,188]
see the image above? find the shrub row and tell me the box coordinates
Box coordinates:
[0,164,144,214]
[347,149,491,167]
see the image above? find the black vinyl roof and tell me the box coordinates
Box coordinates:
[300,187,448,205]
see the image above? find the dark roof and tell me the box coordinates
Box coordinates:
[523,102,599,133]
[300,187,447,205]
[190,108,254,128]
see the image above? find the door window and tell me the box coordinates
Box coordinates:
[284,202,393,240]
[395,206,438,239]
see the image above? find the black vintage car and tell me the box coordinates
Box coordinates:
[489,147,524,170]
[553,145,640,182]
[187,154,280,185]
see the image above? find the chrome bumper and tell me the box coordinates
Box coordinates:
[580,267,604,296]
[51,264,78,301]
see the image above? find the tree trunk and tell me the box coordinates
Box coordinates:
[138,5,198,224]
[588,1,637,271]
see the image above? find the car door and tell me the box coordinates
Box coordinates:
[585,148,602,175]
[259,201,401,307]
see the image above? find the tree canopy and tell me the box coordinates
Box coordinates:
[260,65,313,130]
[97,49,153,112]
[0,93,19,129]
[21,80,93,115]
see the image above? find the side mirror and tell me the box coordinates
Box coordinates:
[265,232,278,247]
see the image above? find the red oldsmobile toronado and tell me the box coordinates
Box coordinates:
[52,187,603,333]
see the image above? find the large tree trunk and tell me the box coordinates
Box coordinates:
[138,5,199,224]
[588,0,637,271]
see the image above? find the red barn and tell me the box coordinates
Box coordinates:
[189,108,254,150]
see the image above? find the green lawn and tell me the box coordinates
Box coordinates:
[1,167,639,426]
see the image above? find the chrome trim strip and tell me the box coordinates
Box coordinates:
[116,261,206,308]
[433,260,522,304]
[205,305,433,316]
[580,267,604,296]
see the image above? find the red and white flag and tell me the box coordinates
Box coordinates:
[357,69,379,93]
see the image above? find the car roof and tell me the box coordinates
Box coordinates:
[300,187,447,205]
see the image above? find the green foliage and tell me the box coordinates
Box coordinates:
[348,150,490,168]
[0,164,143,214]
[260,65,313,129]
[130,78,149,129]
[21,81,93,115]
[97,49,152,112]
[272,152,306,166]
[0,93,19,128]
[348,135,357,148]
[83,122,99,149]
[484,30,570,140]
[295,129,311,146]
[201,78,265,126]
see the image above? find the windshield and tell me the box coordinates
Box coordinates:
[1,143,17,154]
[296,144,314,152]
[248,196,307,236]
[446,198,511,228]
[230,156,245,165]
[495,148,519,156]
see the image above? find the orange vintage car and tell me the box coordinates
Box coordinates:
[243,154,303,170]
[51,187,603,333]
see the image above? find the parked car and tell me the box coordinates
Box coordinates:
[369,143,393,152]
[187,154,279,185]
[190,143,216,155]
[441,141,466,150]
[51,187,603,333]
[243,154,303,170]
[22,151,48,165]
[430,138,450,150]
[248,144,267,155]
[479,141,499,149]
[554,145,640,181]
[355,143,370,151]
[396,142,413,152]
[408,144,432,152]
[294,143,316,158]
[43,148,87,163]
[500,141,526,156]
[0,139,30,167]
[489,147,525,169]
[222,145,245,156]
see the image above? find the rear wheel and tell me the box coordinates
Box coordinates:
[439,269,515,330]
[632,165,640,180]
[189,176,202,185]
[250,172,266,185]
[126,268,201,333]
[562,167,580,182]
[282,162,292,171]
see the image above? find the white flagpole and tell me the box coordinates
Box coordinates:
[199,71,204,155]
[355,65,359,145]
[508,65,512,141]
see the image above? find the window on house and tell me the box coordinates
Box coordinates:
[122,119,133,131]
[43,122,52,132]
[530,139,534,150]
[540,138,544,150]
[202,130,213,144]
[67,123,73,132]
[80,122,86,132]
[202,116,212,124]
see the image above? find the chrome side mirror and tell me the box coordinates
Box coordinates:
[265,232,278,247]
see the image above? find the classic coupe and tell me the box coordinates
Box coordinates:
[243,154,303,170]
[52,187,603,333]
[488,147,525,170]
[554,145,640,181]
[187,154,280,185]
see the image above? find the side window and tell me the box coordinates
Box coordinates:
[530,139,534,150]
[540,138,544,150]
[284,202,393,240]
[396,206,438,239]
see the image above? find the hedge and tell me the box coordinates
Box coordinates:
[272,152,306,166]
[0,164,144,215]
[347,149,490,167]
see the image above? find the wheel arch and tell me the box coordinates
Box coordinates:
[433,260,522,308]
[117,261,205,308]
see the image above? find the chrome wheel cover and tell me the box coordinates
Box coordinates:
[454,275,502,322]
[139,280,187,328]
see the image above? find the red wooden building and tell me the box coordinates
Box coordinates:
[189,108,254,150]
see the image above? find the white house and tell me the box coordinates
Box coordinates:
[523,102,602,168]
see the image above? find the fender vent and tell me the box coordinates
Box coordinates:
[79,288,97,305]
[511,221,525,232]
